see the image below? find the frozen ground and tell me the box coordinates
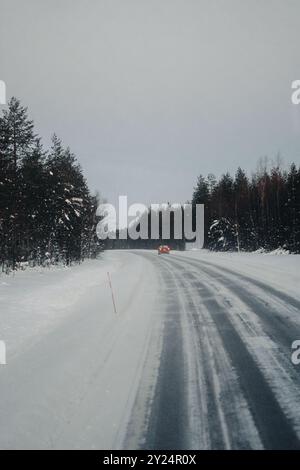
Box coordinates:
[0,249,300,449]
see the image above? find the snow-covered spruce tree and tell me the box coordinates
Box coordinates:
[208,218,236,251]
[45,134,99,265]
[209,173,237,250]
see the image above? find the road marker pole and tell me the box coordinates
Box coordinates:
[107,272,117,315]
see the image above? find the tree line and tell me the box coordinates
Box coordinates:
[192,161,300,252]
[104,207,186,251]
[0,98,101,272]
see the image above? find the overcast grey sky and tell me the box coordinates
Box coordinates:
[1,0,300,206]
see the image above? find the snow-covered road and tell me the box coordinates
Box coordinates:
[0,250,300,449]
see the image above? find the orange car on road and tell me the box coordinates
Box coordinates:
[158,245,170,255]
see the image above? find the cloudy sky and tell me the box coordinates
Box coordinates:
[1,0,300,206]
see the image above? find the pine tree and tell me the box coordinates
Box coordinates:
[21,138,48,264]
[0,98,35,268]
[192,175,210,244]
[234,168,253,250]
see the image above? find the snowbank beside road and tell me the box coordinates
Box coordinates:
[0,252,130,357]
[180,249,300,301]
